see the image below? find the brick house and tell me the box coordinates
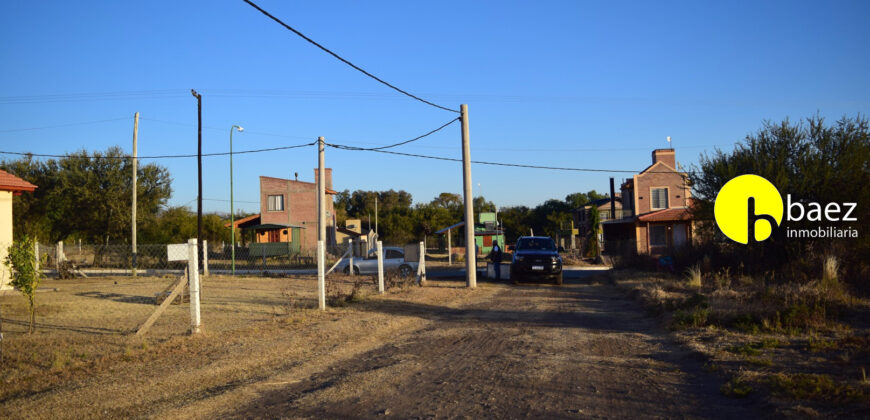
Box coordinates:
[228,169,336,254]
[602,149,694,255]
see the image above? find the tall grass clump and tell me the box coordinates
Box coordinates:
[684,264,702,288]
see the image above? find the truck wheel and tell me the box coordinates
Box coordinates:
[554,272,563,285]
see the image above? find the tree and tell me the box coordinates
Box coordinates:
[691,115,869,283]
[584,208,601,258]
[1,147,172,243]
[4,237,42,333]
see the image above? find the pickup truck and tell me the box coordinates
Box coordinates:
[335,246,418,277]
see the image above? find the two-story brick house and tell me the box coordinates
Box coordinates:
[602,149,694,255]
[229,169,336,254]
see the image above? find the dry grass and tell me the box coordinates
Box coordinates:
[609,266,870,414]
[0,273,488,418]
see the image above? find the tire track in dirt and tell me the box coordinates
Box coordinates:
[229,279,761,419]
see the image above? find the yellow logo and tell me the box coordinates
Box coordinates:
[714,175,783,244]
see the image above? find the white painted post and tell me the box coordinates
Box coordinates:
[317,240,326,310]
[56,241,64,270]
[187,238,201,334]
[377,241,384,294]
[348,238,354,276]
[418,241,426,285]
[202,240,209,276]
[34,241,39,273]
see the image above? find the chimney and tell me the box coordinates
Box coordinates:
[609,177,616,220]
[651,148,676,168]
[314,168,333,190]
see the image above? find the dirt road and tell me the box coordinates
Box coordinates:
[219,271,759,419]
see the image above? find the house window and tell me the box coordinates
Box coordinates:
[651,188,668,210]
[267,194,284,211]
[650,225,667,247]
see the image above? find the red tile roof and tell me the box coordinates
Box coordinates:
[637,207,692,222]
[0,169,37,193]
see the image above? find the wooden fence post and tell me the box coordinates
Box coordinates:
[317,240,326,310]
[202,240,209,276]
[377,241,384,294]
[348,238,354,276]
[418,241,426,286]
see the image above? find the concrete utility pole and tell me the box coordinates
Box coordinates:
[460,104,476,288]
[191,89,203,269]
[318,137,326,244]
[131,112,139,277]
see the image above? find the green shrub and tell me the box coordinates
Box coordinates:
[4,236,43,333]
[721,377,753,397]
[768,373,864,402]
[672,307,711,329]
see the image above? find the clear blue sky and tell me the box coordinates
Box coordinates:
[2,0,868,214]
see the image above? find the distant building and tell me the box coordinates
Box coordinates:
[436,212,505,257]
[602,149,695,255]
[0,169,38,289]
[574,194,623,238]
[226,169,336,255]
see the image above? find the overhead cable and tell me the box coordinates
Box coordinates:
[240,0,459,113]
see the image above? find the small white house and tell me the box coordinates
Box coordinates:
[0,169,37,289]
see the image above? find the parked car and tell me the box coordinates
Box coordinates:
[335,246,417,277]
[509,236,563,285]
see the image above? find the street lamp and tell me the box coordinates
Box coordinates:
[230,124,244,275]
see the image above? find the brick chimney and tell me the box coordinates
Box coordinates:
[651,149,676,168]
[313,168,333,190]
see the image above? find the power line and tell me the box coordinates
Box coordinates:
[325,143,698,175]
[240,0,458,114]
[0,141,317,160]
[139,117,314,140]
[329,117,459,151]
[0,117,131,133]
[0,89,189,104]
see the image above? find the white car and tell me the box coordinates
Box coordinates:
[336,246,417,277]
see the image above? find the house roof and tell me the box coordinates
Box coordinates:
[0,170,37,193]
[435,221,465,234]
[244,223,305,230]
[337,227,363,237]
[637,207,692,222]
[225,213,261,228]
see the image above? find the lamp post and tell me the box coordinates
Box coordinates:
[230,124,243,275]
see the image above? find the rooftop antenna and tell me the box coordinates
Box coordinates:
[667,136,672,149]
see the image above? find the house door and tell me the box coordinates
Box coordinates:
[673,224,687,248]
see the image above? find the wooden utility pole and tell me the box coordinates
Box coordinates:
[460,104,476,288]
[191,89,203,269]
[131,112,139,277]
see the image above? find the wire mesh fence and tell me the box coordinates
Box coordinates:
[11,240,388,277]
[4,239,426,278]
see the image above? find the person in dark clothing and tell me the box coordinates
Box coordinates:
[489,242,503,280]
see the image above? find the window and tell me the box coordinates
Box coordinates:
[385,249,403,259]
[267,194,284,211]
[651,188,668,210]
[650,225,667,247]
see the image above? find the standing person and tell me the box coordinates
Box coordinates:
[489,242,503,281]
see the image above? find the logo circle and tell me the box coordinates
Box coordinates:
[714,174,783,244]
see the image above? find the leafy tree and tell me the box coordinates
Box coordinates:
[1,147,172,243]
[584,208,601,258]
[4,236,42,333]
[690,115,869,284]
